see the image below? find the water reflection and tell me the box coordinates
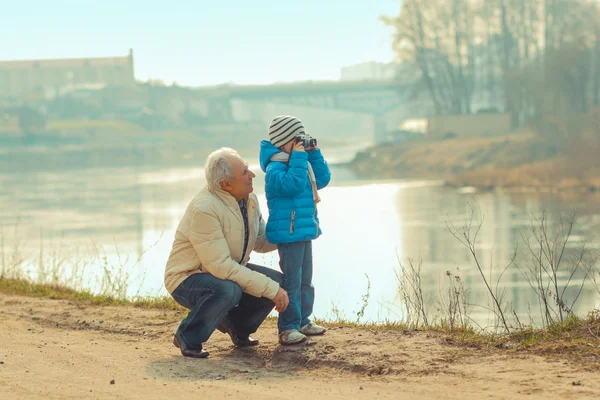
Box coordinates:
[1,155,599,327]
[397,186,600,327]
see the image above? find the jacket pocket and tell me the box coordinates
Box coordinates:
[289,210,296,233]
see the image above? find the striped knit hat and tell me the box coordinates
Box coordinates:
[268,115,305,148]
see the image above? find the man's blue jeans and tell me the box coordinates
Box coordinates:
[277,241,315,332]
[170,263,283,349]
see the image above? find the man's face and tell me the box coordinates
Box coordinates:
[221,156,255,201]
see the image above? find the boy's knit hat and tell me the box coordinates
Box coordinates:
[268,115,305,148]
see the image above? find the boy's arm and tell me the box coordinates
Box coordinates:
[308,148,331,190]
[265,151,309,197]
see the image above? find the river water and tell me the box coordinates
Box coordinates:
[2,144,599,327]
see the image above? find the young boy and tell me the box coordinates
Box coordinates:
[259,115,331,345]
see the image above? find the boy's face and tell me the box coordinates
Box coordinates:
[279,137,298,154]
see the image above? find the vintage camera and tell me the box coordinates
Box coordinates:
[296,134,317,151]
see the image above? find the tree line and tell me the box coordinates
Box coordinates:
[383,0,600,129]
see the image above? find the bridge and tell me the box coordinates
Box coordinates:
[0,49,432,143]
[193,79,431,143]
[2,76,432,144]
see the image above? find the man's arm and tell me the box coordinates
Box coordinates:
[308,148,331,190]
[188,207,279,299]
[253,212,277,253]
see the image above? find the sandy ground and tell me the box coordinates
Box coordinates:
[1,293,599,400]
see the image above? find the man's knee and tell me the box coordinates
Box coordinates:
[272,270,284,286]
[216,280,243,306]
[261,266,284,286]
[246,263,283,286]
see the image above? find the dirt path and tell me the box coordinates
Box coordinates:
[0,293,598,399]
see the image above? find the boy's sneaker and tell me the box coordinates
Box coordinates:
[278,329,307,345]
[300,323,326,336]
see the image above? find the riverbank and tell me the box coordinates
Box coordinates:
[0,129,354,173]
[1,281,600,399]
[347,131,600,194]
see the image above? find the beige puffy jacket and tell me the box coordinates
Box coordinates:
[164,186,279,299]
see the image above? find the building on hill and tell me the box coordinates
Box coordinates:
[0,49,136,99]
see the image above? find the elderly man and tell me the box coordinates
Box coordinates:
[164,148,289,358]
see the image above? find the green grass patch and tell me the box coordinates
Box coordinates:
[0,278,183,311]
[312,316,411,332]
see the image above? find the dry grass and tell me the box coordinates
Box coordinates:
[351,131,540,180]
[2,272,600,363]
[4,276,597,361]
[350,114,600,192]
[447,157,600,191]
[448,312,600,363]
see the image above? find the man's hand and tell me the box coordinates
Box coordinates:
[292,142,305,152]
[273,287,289,312]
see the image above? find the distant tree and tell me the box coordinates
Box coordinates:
[382,0,486,116]
[48,95,102,119]
[383,0,599,125]
[16,106,47,143]
[181,107,207,127]
[594,25,600,106]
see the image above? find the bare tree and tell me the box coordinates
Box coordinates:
[383,0,442,114]
[446,202,512,333]
[396,256,429,327]
[383,0,481,116]
[594,21,600,106]
[383,0,598,138]
[518,211,595,326]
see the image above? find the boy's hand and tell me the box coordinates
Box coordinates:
[292,142,305,152]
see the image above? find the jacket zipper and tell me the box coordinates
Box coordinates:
[313,208,318,237]
[290,210,296,233]
[239,203,247,263]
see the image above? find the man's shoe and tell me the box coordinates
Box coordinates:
[233,336,259,347]
[218,323,259,347]
[173,333,209,358]
[300,322,326,336]
[278,329,307,345]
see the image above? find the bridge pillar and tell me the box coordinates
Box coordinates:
[373,115,388,144]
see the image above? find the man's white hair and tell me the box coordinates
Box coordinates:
[205,147,242,189]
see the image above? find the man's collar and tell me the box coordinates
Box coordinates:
[208,186,253,208]
[208,185,237,207]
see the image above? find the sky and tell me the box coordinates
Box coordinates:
[1,0,401,87]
